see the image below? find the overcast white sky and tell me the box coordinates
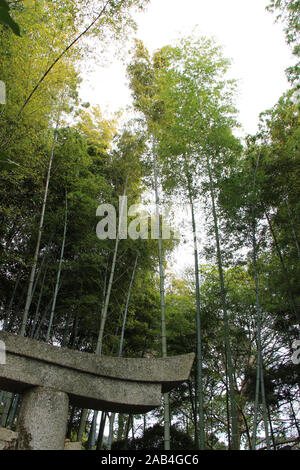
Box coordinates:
[80,0,293,136]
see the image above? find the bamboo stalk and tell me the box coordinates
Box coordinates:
[46,191,68,342]
[153,142,171,451]
[206,154,238,450]
[20,117,60,336]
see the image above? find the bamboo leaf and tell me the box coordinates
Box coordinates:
[0,150,19,169]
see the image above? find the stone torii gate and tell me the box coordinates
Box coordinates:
[0,331,194,450]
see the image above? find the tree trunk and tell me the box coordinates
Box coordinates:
[252,220,263,450]
[107,412,115,450]
[66,405,76,439]
[206,154,239,450]
[46,191,68,342]
[96,412,107,450]
[153,144,170,451]
[20,117,60,336]
[188,378,199,446]
[77,408,89,443]
[117,413,125,442]
[30,263,49,338]
[87,411,98,450]
[0,392,12,427]
[186,169,205,450]
[108,254,139,449]
[96,182,127,355]
[251,155,270,450]
[119,254,138,357]
[3,275,21,330]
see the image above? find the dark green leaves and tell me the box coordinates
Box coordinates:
[0,150,19,169]
[0,0,21,36]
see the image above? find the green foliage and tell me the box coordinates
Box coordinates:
[267,0,300,45]
[0,0,299,451]
[0,0,21,36]
[267,0,300,82]
[112,424,197,450]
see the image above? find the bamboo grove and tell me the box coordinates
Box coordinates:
[0,0,299,451]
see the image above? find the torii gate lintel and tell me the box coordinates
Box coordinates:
[0,331,194,450]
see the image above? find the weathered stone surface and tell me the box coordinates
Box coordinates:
[0,351,162,413]
[0,427,18,450]
[17,387,69,450]
[0,331,195,413]
[0,425,82,451]
[0,331,194,388]
[0,331,195,450]
[64,441,82,451]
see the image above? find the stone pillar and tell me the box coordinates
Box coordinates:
[0,427,18,450]
[17,387,69,450]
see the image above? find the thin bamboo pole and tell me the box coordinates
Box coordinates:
[46,191,68,342]
[20,117,60,336]
[107,254,139,450]
[153,143,170,451]
[206,154,238,450]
